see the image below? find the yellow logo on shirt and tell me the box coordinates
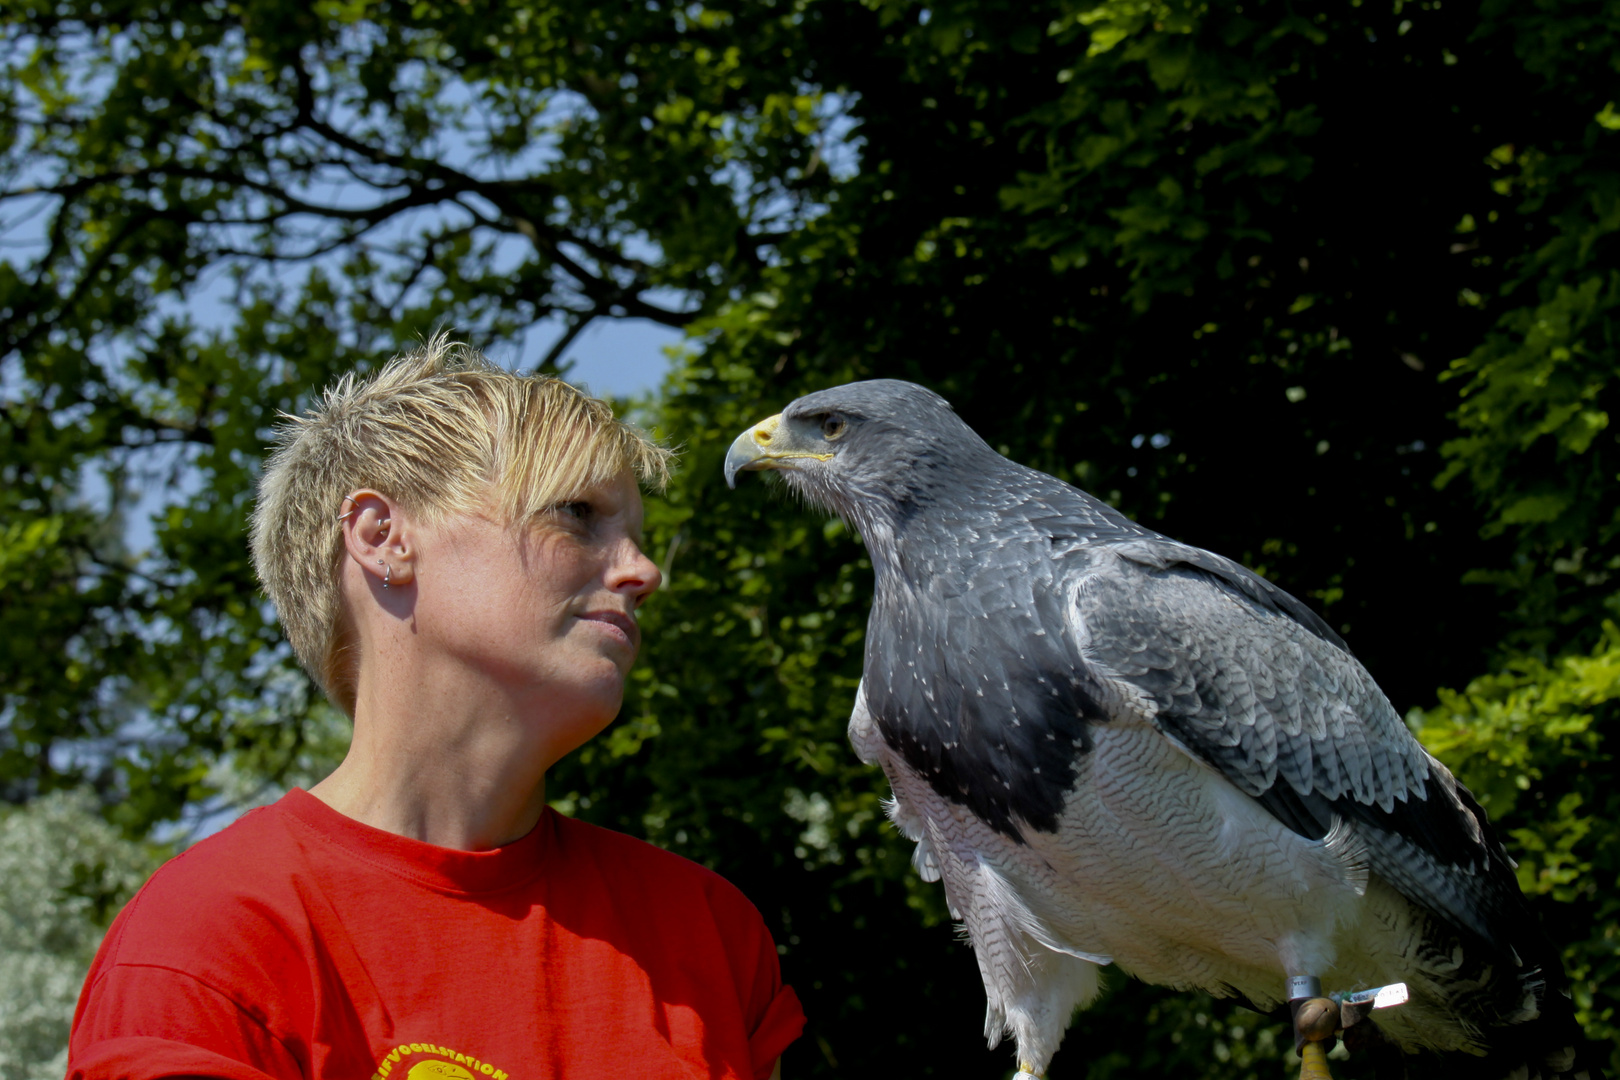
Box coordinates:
[370,1043,510,1080]
[409,1064,472,1080]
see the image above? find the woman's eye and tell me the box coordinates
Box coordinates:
[557,501,593,521]
[821,416,847,440]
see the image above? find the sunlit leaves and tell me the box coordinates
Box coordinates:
[1413,625,1620,1051]
[0,790,159,1080]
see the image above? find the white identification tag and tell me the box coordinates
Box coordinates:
[1342,982,1410,1009]
[1372,982,1410,1009]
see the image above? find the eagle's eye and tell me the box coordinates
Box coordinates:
[821,415,848,440]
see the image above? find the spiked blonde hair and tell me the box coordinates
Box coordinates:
[250,335,671,714]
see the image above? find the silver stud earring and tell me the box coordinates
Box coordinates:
[378,559,390,589]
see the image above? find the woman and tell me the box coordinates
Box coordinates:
[69,338,804,1080]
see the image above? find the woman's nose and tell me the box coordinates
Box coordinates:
[609,540,662,603]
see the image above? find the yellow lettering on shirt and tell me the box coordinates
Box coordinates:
[372,1042,510,1080]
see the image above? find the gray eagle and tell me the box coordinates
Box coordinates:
[724,379,1592,1079]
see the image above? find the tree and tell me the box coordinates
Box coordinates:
[0,790,157,1080]
[1405,0,1620,1053]
[0,0,832,822]
[2,0,1616,1075]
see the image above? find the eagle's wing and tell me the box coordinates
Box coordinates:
[1073,535,1525,951]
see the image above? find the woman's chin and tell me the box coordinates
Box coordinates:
[548,705,624,764]
[547,685,625,738]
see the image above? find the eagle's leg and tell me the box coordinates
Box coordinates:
[944,853,1101,1079]
[984,936,1100,1079]
[1288,977,1340,1080]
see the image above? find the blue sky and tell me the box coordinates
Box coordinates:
[521,313,684,400]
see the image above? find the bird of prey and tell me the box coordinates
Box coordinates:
[724,379,1593,1079]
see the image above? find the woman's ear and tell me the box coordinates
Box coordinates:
[338,490,417,591]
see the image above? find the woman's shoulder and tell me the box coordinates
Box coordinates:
[99,797,315,968]
[143,799,304,896]
[551,812,755,911]
[77,797,336,1055]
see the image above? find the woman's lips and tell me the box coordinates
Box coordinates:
[579,610,638,651]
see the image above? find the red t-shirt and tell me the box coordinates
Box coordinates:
[69,789,804,1080]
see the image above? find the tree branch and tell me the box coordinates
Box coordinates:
[539,313,595,371]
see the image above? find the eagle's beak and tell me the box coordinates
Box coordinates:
[724,413,834,488]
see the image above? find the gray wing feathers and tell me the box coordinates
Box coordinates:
[1068,544,1524,947]
[1074,550,1431,812]
[1112,536,1348,650]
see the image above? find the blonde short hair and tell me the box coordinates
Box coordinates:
[250,335,671,714]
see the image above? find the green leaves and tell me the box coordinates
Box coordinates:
[1431,0,1620,655]
[3,0,1619,1074]
[1004,0,1320,310]
[1442,273,1619,552]
[0,790,159,1080]
[0,0,849,828]
[1413,625,1620,1052]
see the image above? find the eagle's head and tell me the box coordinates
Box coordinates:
[723,379,1001,532]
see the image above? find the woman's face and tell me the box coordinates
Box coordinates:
[409,470,661,754]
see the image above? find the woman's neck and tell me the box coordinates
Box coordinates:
[310,658,556,851]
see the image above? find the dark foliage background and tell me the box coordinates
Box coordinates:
[1,0,1616,1074]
